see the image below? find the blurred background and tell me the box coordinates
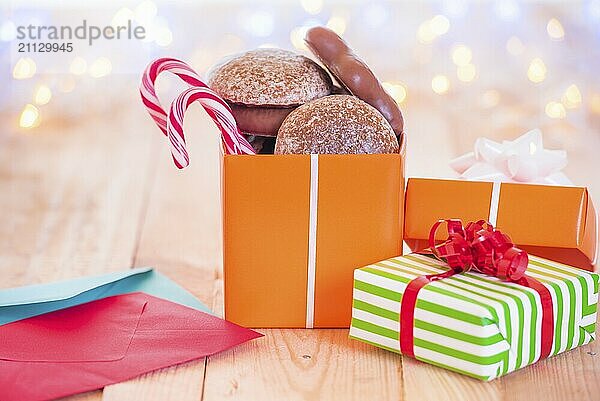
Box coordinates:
[1,0,600,185]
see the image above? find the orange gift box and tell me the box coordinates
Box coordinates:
[223,140,406,328]
[404,178,598,271]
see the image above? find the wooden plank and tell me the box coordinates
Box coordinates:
[103,114,224,401]
[203,329,403,401]
[202,279,403,401]
[0,109,157,401]
[101,360,206,401]
[402,357,502,401]
[0,114,156,286]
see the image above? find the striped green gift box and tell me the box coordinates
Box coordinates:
[349,253,599,380]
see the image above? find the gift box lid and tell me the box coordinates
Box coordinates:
[404,178,598,270]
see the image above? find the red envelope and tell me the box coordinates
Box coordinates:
[0,292,262,401]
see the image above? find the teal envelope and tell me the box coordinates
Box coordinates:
[0,268,211,325]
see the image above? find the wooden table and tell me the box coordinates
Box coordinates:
[1,82,599,401]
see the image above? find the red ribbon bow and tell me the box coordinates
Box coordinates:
[399,219,554,361]
[428,219,529,281]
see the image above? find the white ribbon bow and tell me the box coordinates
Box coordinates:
[449,129,572,186]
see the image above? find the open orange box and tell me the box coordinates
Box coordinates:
[404,178,598,271]
[222,139,406,328]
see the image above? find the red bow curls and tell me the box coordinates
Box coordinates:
[428,219,529,282]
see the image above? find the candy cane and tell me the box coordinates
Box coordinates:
[140,58,255,168]
[167,87,255,168]
[140,57,205,135]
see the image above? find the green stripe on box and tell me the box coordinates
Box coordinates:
[413,338,507,365]
[583,323,596,334]
[352,318,398,340]
[354,280,402,302]
[349,334,399,354]
[353,299,398,321]
[417,299,496,326]
[363,266,411,283]
[362,266,501,325]
[414,319,505,346]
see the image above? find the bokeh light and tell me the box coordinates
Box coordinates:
[290,26,309,50]
[111,7,134,27]
[69,57,87,75]
[417,21,436,44]
[417,15,450,44]
[301,0,323,15]
[545,101,566,119]
[89,57,112,78]
[327,15,347,35]
[13,58,36,80]
[382,82,408,104]
[562,84,582,109]
[34,85,52,105]
[19,104,40,128]
[430,15,450,35]
[527,58,547,83]
[547,18,565,40]
[451,44,472,66]
[432,75,450,94]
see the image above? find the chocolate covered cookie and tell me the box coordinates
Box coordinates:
[305,26,404,136]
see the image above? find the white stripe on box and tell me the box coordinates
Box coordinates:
[579,313,597,328]
[414,309,503,339]
[380,258,445,275]
[488,181,501,226]
[352,308,398,331]
[349,326,400,352]
[413,346,501,381]
[305,154,318,328]
[352,288,400,313]
[355,268,409,293]
[413,327,509,357]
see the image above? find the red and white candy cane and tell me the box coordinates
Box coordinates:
[140,57,254,168]
[167,86,256,167]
